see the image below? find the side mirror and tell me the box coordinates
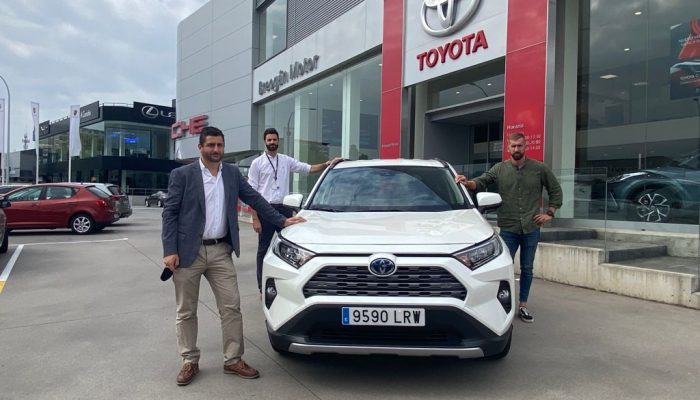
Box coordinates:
[282,193,304,212]
[476,192,502,214]
[0,199,11,209]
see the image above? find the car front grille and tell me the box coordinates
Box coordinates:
[303,265,466,300]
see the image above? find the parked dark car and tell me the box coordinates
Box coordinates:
[0,183,120,234]
[87,183,132,218]
[145,191,167,208]
[0,198,10,253]
[595,150,700,223]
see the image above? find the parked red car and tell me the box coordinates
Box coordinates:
[0,183,120,234]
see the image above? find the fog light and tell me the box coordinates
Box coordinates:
[497,281,512,313]
[264,279,277,309]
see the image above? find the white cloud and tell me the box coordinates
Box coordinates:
[0,0,208,150]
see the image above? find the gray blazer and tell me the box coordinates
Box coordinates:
[162,161,286,268]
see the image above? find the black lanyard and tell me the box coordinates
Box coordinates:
[265,154,279,181]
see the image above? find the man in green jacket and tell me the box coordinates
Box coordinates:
[456,132,563,323]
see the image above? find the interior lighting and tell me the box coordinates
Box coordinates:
[634,11,642,15]
[600,74,618,79]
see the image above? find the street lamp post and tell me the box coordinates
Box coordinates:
[0,74,10,185]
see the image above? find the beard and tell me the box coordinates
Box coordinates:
[266,143,278,151]
[202,152,222,163]
[511,151,524,161]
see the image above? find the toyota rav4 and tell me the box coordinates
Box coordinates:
[262,159,514,359]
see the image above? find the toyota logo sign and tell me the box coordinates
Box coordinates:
[421,0,481,37]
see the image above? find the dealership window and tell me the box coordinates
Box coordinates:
[259,0,288,63]
[427,59,505,109]
[104,123,170,159]
[80,122,105,158]
[258,55,382,194]
[577,0,700,225]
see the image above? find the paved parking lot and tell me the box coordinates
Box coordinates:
[0,207,698,400]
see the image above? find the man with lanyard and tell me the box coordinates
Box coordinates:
[247,127,340,293]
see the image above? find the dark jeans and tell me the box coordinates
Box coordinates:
[256,204,294,291]
[499,228,541,303]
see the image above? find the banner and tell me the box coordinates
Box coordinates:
[670,19,700,100]
[31,102,39,142]
[69,104,81,156]
[0,99,5,155]
[174,139,183,160]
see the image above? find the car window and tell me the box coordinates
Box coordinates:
[87,187,110,199]
[107,185,122,195]
[45,186,77,200]
[7,187,43,201]
[308,166,469,212]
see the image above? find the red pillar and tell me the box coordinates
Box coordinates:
[379,0,404,159]
[503,0,548,161]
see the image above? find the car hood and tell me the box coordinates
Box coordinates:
[280,209,494,246]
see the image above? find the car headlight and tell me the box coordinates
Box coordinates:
[271,236,315,269]
[453,235,502,271]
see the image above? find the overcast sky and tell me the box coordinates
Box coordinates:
[0,0,207,151]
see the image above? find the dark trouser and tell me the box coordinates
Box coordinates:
[499,228,541,303]
[256,204,294,291]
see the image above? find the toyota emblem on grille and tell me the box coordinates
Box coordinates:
[369,258,396,277]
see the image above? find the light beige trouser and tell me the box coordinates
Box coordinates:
[173,242,243,366]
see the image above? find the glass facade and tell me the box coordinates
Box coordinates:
[38,119,174,189]
[578,1,700,225]
[258,55,382,194]
[259,0,288,63]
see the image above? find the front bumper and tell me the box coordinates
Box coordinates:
[266,305,512,358]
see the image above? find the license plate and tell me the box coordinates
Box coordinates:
[341,307,425,326]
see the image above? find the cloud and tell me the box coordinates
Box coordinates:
[0,0,207,150]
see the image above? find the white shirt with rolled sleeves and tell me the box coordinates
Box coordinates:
[248,153,311,204]
[198,159,227,240]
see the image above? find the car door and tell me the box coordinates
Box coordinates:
[4,186,46,228]
[41,186,80,227]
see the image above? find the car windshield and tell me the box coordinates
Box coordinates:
[307,165,470,212]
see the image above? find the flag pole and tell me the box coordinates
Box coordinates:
[35,109,39,183]
[0,74,10,185]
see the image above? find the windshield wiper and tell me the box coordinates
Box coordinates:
[308,206,343,212]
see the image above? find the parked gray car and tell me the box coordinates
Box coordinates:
[84,183,132,218]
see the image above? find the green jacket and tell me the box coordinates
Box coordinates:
[473,158,563,234]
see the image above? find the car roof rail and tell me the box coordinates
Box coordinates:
[433,158,450,168]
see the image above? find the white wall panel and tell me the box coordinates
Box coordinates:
[180,70,212,98]
[212,49,253,87]
[181,24,212,60]
[179,46,212,80]
[211,25,253,65]
[212,77,252,109]
[179,2,212,40]
[210,101,252,131]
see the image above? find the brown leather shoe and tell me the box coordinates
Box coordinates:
[176,362,199,386]
[223,360,260,379]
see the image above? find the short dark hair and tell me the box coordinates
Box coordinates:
[508,132,526,142]
[263,128,279,140]
[200,126,224,145]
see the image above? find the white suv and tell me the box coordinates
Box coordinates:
[262,159,514,359]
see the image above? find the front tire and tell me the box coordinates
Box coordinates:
[157,199,163,208]
[70,214,95,234]
[145,199,150,207]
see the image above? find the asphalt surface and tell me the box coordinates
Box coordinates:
[0,207,698,400]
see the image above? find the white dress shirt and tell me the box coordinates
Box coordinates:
[248,153,311,204]
[199,159,227,240]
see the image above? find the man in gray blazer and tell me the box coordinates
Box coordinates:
[162,126,305,386]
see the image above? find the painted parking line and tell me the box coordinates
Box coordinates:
[0,245,24,294]
[0,238,129,294]
[19,238,129,246]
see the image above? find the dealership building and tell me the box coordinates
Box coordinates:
[174,0,700,234]
[36,101,181,190]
